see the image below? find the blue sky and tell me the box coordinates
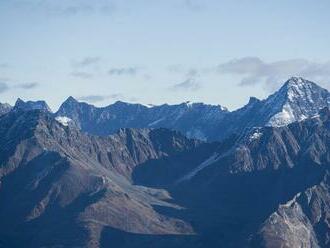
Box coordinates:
[1,0,330,111]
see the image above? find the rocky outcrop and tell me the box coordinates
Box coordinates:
[13,98,52,112]
[254,174,330,248]
[0,102,11,116]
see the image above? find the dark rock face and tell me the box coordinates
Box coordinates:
[13,98,52,112]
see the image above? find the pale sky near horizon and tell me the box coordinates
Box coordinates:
[1,0,330,111]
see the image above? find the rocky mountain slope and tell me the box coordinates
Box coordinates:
[0,109,219,247]
[162,107,330,247]
[1,107,330,247]
[253,175,330,248]
[1,77,330,247]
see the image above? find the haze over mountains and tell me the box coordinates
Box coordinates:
[1,77,330,247]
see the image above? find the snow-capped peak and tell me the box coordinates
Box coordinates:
[266,77,330,127]
[286,76,305,86]
[285,77,317,101]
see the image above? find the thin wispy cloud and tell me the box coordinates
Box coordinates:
[0,63,9,68]
[0,81,39,94]
[78,93,123,103]
[71,72,94,79]
[217,57,330,90]
[7,0,117,17]
[108,67,139,76]
[0,82,9,93]
[170,78,200,91]
[186,68,199,77]
[167,64,184,73]
[16,82,39,89]
[166,65,206,87]
[167,65,200,75]
[70,56,101,79]
[181,0,205,12]
[73,57,101,68]
[169,67,201,91]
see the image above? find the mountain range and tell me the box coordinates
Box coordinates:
[1,77,330,247]
[2,77,329,142]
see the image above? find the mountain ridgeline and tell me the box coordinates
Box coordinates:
[55,77,330,141]
[2,77,329,142]
[1,77,330,247]
[56,97,228,140]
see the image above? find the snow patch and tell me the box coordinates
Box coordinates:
[148,117,165,127]
[249,129,263,141]
[185,101,194,108]
[311,114,320,119]
[141,103,155,108]
[267,103,296,126]
[176,153,219,183]
[281,193,301,208]
[220,105,228,111]
[55,116,72,126]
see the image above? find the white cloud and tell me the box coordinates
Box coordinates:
[6,0,117,17]
[170,78,200,91]
[217,57,330,90]
[70,72,94,79]
[0,82,9,93]
[0,81,39,94]
[16,82,39,89]
[77,93,133,103]
[108,67,139,76]
[73,57,101,68]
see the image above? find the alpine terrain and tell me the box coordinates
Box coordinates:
[1,77,330,247]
